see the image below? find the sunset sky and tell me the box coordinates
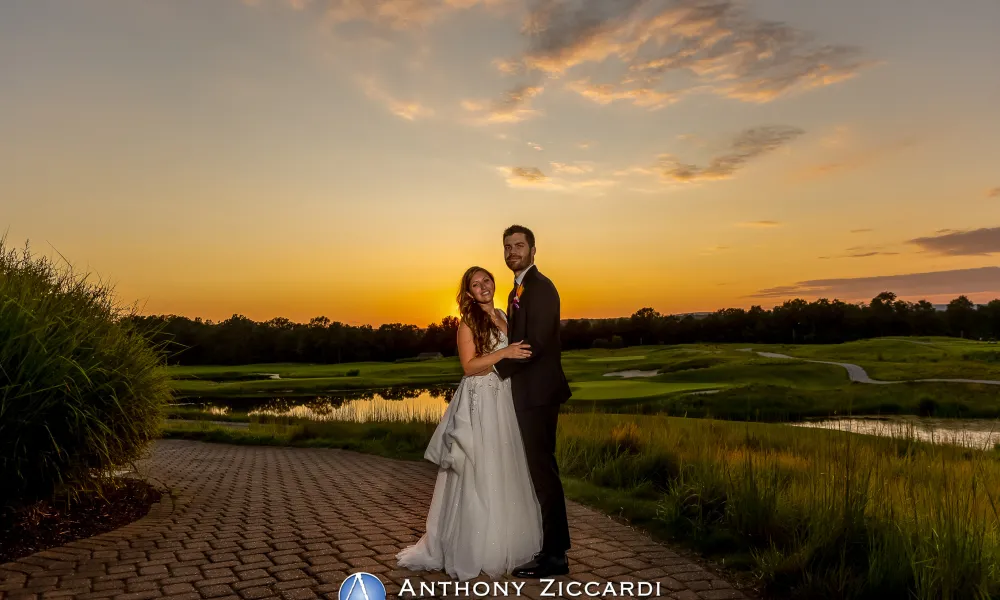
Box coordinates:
[3,0,999,326]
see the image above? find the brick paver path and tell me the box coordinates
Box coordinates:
[0,440,750,600]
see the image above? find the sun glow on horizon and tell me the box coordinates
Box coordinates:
[3,0,999,324]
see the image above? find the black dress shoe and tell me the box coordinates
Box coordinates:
[512,553,569,578]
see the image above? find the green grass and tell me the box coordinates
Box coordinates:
[632,382,1000,422]
[167,361,462,398]
[162,413,1000,599]
[164,406,252,422]
[161,417,436,460]
[561,414,1000,599]
[569,380,725,401]
[165,338,1000,422]
[585,355,648,362]
[651,360,850,389]
[750,338,1000,381]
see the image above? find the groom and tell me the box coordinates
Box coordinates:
[494,224,572,578]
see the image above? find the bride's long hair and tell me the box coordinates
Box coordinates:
[457,266,500,358]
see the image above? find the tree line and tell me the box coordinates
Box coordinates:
[125,292,1000,365]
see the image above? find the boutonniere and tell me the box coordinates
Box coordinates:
[512,283,524,309]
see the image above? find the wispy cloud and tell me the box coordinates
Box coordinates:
[461,84,543,124]
[908,227,1000,256]
[737,220,783,228]
[819,249,899,259]
[794,137,917,180]
[496,165,615,193]
[505,166,547,185]
[819,125,852,148]
[750,267,1000,300]
[850,228,873,234]
[613,165,658,177]
[701,245,731,256]
[549,161,594,174]
[288,0,503,32]
[565,78,679,109]
[359,77,434,120]
[659,126,804,182]
[497,0,873,110]
[988,187,1000,198]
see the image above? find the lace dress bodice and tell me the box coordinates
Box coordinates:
[491,310,510,353]
[488,328,509,354]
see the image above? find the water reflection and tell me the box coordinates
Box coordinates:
[183,385,455,424]
[791,416,1000,449]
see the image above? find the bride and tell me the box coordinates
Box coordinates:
[396,266,543,581]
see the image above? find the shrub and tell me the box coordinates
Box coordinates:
[0,237,172,508]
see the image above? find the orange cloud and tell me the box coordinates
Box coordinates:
[316,0,500,31]
[507,166,547,184]
[359,77,434,120]
[496,165,615,193]
[549,161,594,175]
[737,220,783,228]
[462,84,543,124]
[496,0,873,111]
[565,78,680,109]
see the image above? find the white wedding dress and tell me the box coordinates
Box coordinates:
[396,314,543,581]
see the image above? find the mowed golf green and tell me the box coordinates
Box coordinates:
[165,337,1000,416]
[585,355,647,362]
[568,380,724,400]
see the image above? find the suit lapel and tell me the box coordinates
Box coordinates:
[508,266,536,340]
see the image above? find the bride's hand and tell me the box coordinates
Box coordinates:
[503,341,531,359]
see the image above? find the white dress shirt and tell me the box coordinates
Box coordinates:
[513,263,535,287]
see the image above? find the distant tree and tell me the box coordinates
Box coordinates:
[136,291,997,365]
[982,300,1000,339]
[946,296,978,338]
[911,300,943,336]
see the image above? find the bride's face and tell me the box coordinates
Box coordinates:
[467,271,495,304]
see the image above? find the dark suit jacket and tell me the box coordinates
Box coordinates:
[495,265,572,410]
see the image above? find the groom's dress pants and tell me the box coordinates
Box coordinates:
[516,403,571,555]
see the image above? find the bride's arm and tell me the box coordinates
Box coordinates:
[457,322,530,376]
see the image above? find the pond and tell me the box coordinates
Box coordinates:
[174,385,454,423]
[790,416,1000,449]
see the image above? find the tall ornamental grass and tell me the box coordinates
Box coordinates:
[0,236,173,508]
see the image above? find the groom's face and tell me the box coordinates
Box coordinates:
[504,233,534,273]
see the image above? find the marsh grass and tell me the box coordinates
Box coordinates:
[559,414,1000,599]
[0,235,172,509]
[623,383,1000,422]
